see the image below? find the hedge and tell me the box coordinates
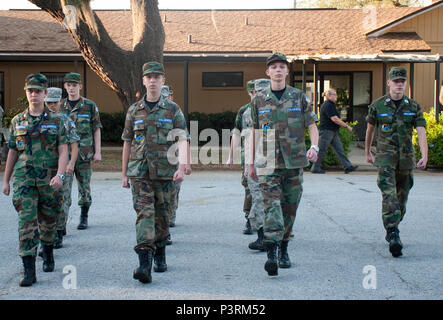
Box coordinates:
[305,122,357,168]
[413,110,443,167]
[99,111,126,143]
[100,110,357,167]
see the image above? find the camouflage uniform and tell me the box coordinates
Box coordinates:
[54,113,80,232]
[251,85,317,245]
[9,106,68,256]
[59,92,102,211]
[122,94,188,252]
[233,103,253,221]
[366,93,426,230]
[237,105,265,232]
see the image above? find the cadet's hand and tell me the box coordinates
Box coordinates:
[66,161,75,174]
[184,164,192,175]
[122,175,130,189]
[173,169,184,182]
[50,176,63,190]
[93,152,102,163]
[248,164,258,181]
[2,182,10,196]
[366,152,374,165]
[416,157,427,170]
[346,125,353,132]
[307,148,318,163]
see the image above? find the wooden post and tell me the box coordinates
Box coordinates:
[184,60,189,124]
[435,61,441,123]
[409,62,414,99]
[313,61,319,115]
[302,60,307,92]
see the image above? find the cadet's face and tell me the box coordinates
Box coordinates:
[266,62,289,82]
[64,82,82,97]
[143,74,165,94]
[388,79,407,96]
[46,100,61,112]
[26,89,47,106]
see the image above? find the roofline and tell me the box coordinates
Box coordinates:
[366,0,443,38]
[4,8,338,12]
[1,52,440,63]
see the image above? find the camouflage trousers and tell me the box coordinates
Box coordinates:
[74,160,92,208]
[245,166,265,231]
[258,168,303,245]
[130,178,172,252]
[377,167,414,230]
[169,181,182,225]
[56,172,74,231]
[241,174,252,219]
[12,183,62,257]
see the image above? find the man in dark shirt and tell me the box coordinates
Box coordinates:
[311,88,358,174]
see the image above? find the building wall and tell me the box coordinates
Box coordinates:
[389,5,443,111]
[0,61,85,111]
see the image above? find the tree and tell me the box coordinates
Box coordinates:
[28,0,165,110]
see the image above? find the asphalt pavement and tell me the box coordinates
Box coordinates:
[0,168,442,300]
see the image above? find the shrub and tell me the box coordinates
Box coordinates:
[99,111,126,144]
[189,111,237,146]
[413,110,443,167]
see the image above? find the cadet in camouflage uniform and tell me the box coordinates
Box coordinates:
[122,62,189,284]
[162,85,192,233]
[227,80,256,235]
[249,53,319,276]
[228,79,268,250]
[2,74,68,287]
[45,87,80,248]
[365,66,428,258]
[59,73,102,230]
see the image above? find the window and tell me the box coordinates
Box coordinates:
[202,72,243,88]
[41,72,68,98]
[353,72,371,106]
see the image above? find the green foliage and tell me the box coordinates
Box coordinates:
[413,110,443,167]
[305,121,358,168]
[99,111,126,143]
[189,111,237,146]
[2,97,28,128]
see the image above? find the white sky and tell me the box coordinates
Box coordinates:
[0,0,303,10]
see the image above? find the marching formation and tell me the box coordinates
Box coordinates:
[1,54,428,287]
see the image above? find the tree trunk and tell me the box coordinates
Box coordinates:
[28,0,165,111]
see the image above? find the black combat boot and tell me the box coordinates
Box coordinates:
[243,219,253,235]
[19,256,36,287]
[248,227,264,251]
[133,250,153,284]
[42,244,55,272]
[264,243,278,276]
[153,246,167,272]
[278,240,291,268]
[77,206,89,230]
[54,230,64,249]
[386,227,403,258]
[166,234,172,246]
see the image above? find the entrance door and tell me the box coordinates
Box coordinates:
[320,73,351,122]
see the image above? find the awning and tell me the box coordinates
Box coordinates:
[287,53,442,63]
